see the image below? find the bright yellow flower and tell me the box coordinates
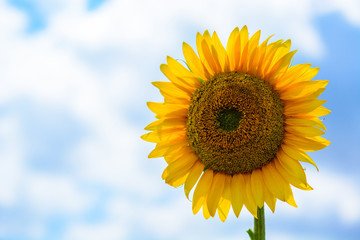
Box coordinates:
[142,26,330,222]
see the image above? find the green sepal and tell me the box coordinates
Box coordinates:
[247,229,254,240]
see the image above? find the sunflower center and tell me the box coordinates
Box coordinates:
[186,72,285,175]
[217,108,243,132]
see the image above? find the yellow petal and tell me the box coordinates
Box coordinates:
[161,94,189,105]
[283,184,297,207]
[141,127,186,143]
[202,31,222,73]
[196,33,215,76]
[182,42,209,80]
[250,169,264,208]
[212,31,229,72]
[161,168,169,180]
[250,35,273,76]
[140,132,159,143]
[151,81,191,104]
[274,156,312,191]
[217,175,232,222]
[236,25,249,71]
[231,173,245,217]
[285,117,327,131]
[263,183,276,212]
[272,39,291,64]
[226,27,240,71]
[243,174,258,218]
[280,66,320,89]
[240,29,261,73]
[262,162,286,201]
[202,199,212,219]
[164,163,196,188]
[192,170,213,214]
[218,198,231,222]
[284,133,331,152]
[267,50,297,84]
[266,161,297,207]
[233,34,241,71]
[166,56,201,89]
[184,161,205,199]
[160,64,195,94]
[239,25,249,55]
[201,39,220,74]
[285,125,325,137]
[269,162,297,207]
[167,172,190,188]
[161,146,185,160]
[210,44,223,73]
[166,57,194,79]
[147,102,188,119]
[206,172,226,217]
[284,99,327,116]
[148,139,187,159]
[148,144,169,159]
[202,30,212,42]
[281,144,319,171]
[144,118,186,131]
[299,67,320,82]
[276,150,310,188]
[165,150,197,174]
[285,88,326,105]
[300,106,331,118]
[258,39,284,78]
[273,63,312,90]
[164,145,194,163]
[279,80,328,100]
[161,109,188,119]
[144,119,162,131]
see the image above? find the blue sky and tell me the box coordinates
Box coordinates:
[0,0,359,239]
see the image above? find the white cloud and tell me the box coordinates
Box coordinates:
[70,126,164,199]
[308,170,360,224]
[141,198,192,238]
[24,173,94,215]
[268,232,326,240]
[315,0,360,26]
[0,116,24,207]
[0,0,315,60]
[276,169,360,225]
[63,222,128,240]
[0,0,25,35]
[31,0,359,60]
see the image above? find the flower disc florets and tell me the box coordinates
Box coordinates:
[186,72,285,175]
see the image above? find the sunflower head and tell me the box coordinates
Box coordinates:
[142,26,330,222]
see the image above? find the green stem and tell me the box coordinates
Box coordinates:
[247,207,265,240]
[255,207,265,240]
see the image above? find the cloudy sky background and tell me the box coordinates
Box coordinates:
[0,0,359,239]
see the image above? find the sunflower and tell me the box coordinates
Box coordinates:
[142,26,330,222]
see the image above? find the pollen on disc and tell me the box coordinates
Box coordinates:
[186,72,285,175]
